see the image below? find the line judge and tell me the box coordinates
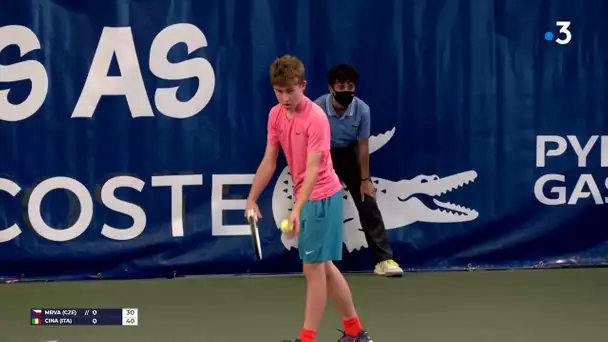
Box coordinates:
[314,64,403,277]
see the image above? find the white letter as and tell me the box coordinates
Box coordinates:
[150,23,215,119]
[569,174,603,205]
[72,27,153,118]
[28,177,93,242]
[536,136,567,167]
[100,176,146,240]
[151,174,203,236]
[605,177,608,203]
[534,174,566,205]
[0,25,48,122]
[211,174,254,236]
[0,178,22,242]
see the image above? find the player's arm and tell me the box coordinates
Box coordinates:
[247,114,280,203]
[357,106,371,180]
[293,152,322,212]
[247,144,279,203]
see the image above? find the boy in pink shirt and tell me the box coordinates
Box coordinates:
[245,55,373,342]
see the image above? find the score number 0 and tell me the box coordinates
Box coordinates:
[555,21,572,45]
[90,310,99,325]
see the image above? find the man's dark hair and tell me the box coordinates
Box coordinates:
[327,64,358,86]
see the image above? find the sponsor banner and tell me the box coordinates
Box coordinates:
[0,0,606,280]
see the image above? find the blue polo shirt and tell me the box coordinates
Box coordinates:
[313,93,370,148]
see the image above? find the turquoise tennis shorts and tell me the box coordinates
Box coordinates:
[298,190,344,263]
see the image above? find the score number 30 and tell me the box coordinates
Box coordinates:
[123,308,138,326]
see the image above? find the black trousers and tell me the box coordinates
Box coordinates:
[331,143,394,263]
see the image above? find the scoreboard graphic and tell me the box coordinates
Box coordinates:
[31,308,138,326]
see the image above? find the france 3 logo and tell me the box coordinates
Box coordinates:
[544,21,572,45]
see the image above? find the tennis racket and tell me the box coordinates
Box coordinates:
[247,209,262,260]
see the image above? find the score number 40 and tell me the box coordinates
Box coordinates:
[123,308,138,326]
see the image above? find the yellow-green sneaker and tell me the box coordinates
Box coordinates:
[374,259,403,277]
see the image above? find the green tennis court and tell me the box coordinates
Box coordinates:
[2,267,607,341]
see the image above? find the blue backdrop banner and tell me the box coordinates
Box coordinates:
[0,0,607,281]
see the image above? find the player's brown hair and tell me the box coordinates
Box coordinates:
[269,55,305,87]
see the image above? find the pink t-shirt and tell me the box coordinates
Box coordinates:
[267,96,343,201]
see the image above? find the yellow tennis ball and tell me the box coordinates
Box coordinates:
[280,219,291,232]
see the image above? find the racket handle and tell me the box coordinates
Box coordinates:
[247,208,257,221]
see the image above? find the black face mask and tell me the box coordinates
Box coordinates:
[333,91,355,107]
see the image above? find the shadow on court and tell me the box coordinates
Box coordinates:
[1,268,607,342]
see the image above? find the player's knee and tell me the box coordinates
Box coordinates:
[303,261,329,279]
[324,261,339,278]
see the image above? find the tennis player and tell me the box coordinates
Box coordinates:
[245,55,373,342]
